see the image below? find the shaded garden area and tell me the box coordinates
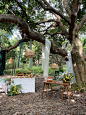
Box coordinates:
[0,0,86,114]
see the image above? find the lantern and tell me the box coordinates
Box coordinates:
[25,49,35,58]
[9,57,13,64]
[50,63,57,70]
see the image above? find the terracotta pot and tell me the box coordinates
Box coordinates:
[47,77,53,82]
[17,72,23,76]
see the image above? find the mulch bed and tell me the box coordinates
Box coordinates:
[0,75,86,115]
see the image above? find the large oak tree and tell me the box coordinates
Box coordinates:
[0,0,86,88]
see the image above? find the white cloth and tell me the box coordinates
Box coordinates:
[42,44,45,70]
[0,83,7,94]
[11,78,35,93]
[42,38,51,80]
[66,51,76,83]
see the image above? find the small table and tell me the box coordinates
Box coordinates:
[42,81,74,102]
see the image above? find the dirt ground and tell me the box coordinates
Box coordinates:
[0,75,86,115]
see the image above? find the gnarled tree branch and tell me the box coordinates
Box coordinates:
[0,14,67,57]
[63,0,71,16]
[0,37,29,52]
[35,0,71,25]
[69,0,81,39]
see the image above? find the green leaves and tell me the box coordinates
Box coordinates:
[83,39,86,46]
[49,28,57,34]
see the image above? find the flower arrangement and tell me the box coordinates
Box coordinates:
[7,84,22,96]
[62,72,74,83]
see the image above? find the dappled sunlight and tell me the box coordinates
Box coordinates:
[13,99,17,101]
[71,99,76,103]
[76,94,80,97]
[74,63,76,67]
[73,91,81,97]
[73,93,81,97]
[70,92,81,103]
[77,40,83,56]
[0,95,3,99]
[0,93,6,99]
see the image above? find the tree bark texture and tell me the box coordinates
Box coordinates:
[71,36,86,88]
[58,66,63,70]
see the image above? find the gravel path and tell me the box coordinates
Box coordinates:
[0,75,86,115]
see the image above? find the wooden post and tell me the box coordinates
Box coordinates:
[29,39,33,69]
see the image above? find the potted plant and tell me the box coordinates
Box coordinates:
[62,72,74,83]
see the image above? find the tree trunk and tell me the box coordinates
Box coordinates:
[71,36,86,88]
[59,66,63,70]
[58,62,63,70]
[58,56,63,70]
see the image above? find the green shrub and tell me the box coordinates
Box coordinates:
[16,68,27,74]
[6,63,13,69]
[4,64,67,76]
[4,70,12,75]
[5,78,11,81]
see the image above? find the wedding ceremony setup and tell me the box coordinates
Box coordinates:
[0,37,76,103]
[0,0,86,114]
